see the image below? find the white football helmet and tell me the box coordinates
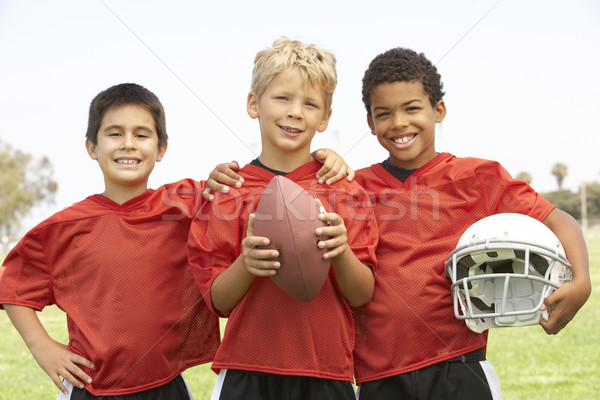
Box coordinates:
[445,213,571,333]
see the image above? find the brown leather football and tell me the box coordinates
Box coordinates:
[253,176,330,302]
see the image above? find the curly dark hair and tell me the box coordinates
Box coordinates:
[362,48,445,113]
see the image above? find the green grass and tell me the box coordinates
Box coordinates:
[0,306,222,400]
[0,302,69,399]
[1,236,598,399]
[0,306,220,400]
[487,234,600,399]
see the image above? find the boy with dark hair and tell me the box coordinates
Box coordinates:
[352,47,590,399]
[187,38,378,400]
[0,82,353,399]
[0,83,220,399]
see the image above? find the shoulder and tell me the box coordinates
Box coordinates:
[434,154,512,181]
[354,164,390,193]
[356,164,379,179]
[327,178,370,198]
[198,173,267,223]
[312,179,375,220]
[30,196,103,231]
[7,197,99,256]
[213,173,266,205]
[295,170,369,202]
[160,178,205,192]
[444,153,503,171]
[156,178,205,203]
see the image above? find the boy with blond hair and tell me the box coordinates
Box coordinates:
[187,38,378,400]
[0,82,352,399]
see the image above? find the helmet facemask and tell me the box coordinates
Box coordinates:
[446,214,571,333]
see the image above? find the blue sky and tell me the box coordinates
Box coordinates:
[1,0,599,230]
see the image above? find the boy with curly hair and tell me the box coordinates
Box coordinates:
[352,48,590,399]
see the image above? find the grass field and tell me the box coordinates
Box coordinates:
[486,234,600,399]
[0,236,598,399]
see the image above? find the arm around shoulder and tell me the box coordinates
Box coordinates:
[540,208,591,334]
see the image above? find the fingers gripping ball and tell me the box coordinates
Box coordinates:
[253,176,330,302]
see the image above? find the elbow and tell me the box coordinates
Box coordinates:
[212,301,233,316]
[210,286,238,316]
[347,292,373,308]
[348,296,371,308]
[346,282,374,308]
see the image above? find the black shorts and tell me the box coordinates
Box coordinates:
[58,374,193,400]
[212,369,356,400]
[357,348,501,400]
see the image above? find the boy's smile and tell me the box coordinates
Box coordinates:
[86,104,167,203]
[115,158,140,164]
[247,68,332,172]
[279,124,303,138]
[368,80,446,170]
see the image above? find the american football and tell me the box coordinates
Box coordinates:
[253,176,330,302]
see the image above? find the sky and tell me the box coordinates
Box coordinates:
[1,0,599,232]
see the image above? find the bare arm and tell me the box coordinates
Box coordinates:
[4,304,94,395]
[315,200,374,307]
[210,214,280,313]
[540,208,591,334]
[202,161,244,201]
[311,148,355,185]
[203,150,355,202]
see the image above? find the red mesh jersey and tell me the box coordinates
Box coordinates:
[0,179,221,396]
[352,153,555,384]
[188,161,377,381]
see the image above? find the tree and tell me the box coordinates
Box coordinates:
[583,181,600,217]
[551,162,568,190]
[541,189,580,219]
[0,141,57,253]
[516,171,532,184]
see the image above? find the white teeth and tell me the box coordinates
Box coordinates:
[282,126,301,133]
[393,135,414,144]
[116,159,139,164]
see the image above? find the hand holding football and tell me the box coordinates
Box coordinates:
[253,176,330,302]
